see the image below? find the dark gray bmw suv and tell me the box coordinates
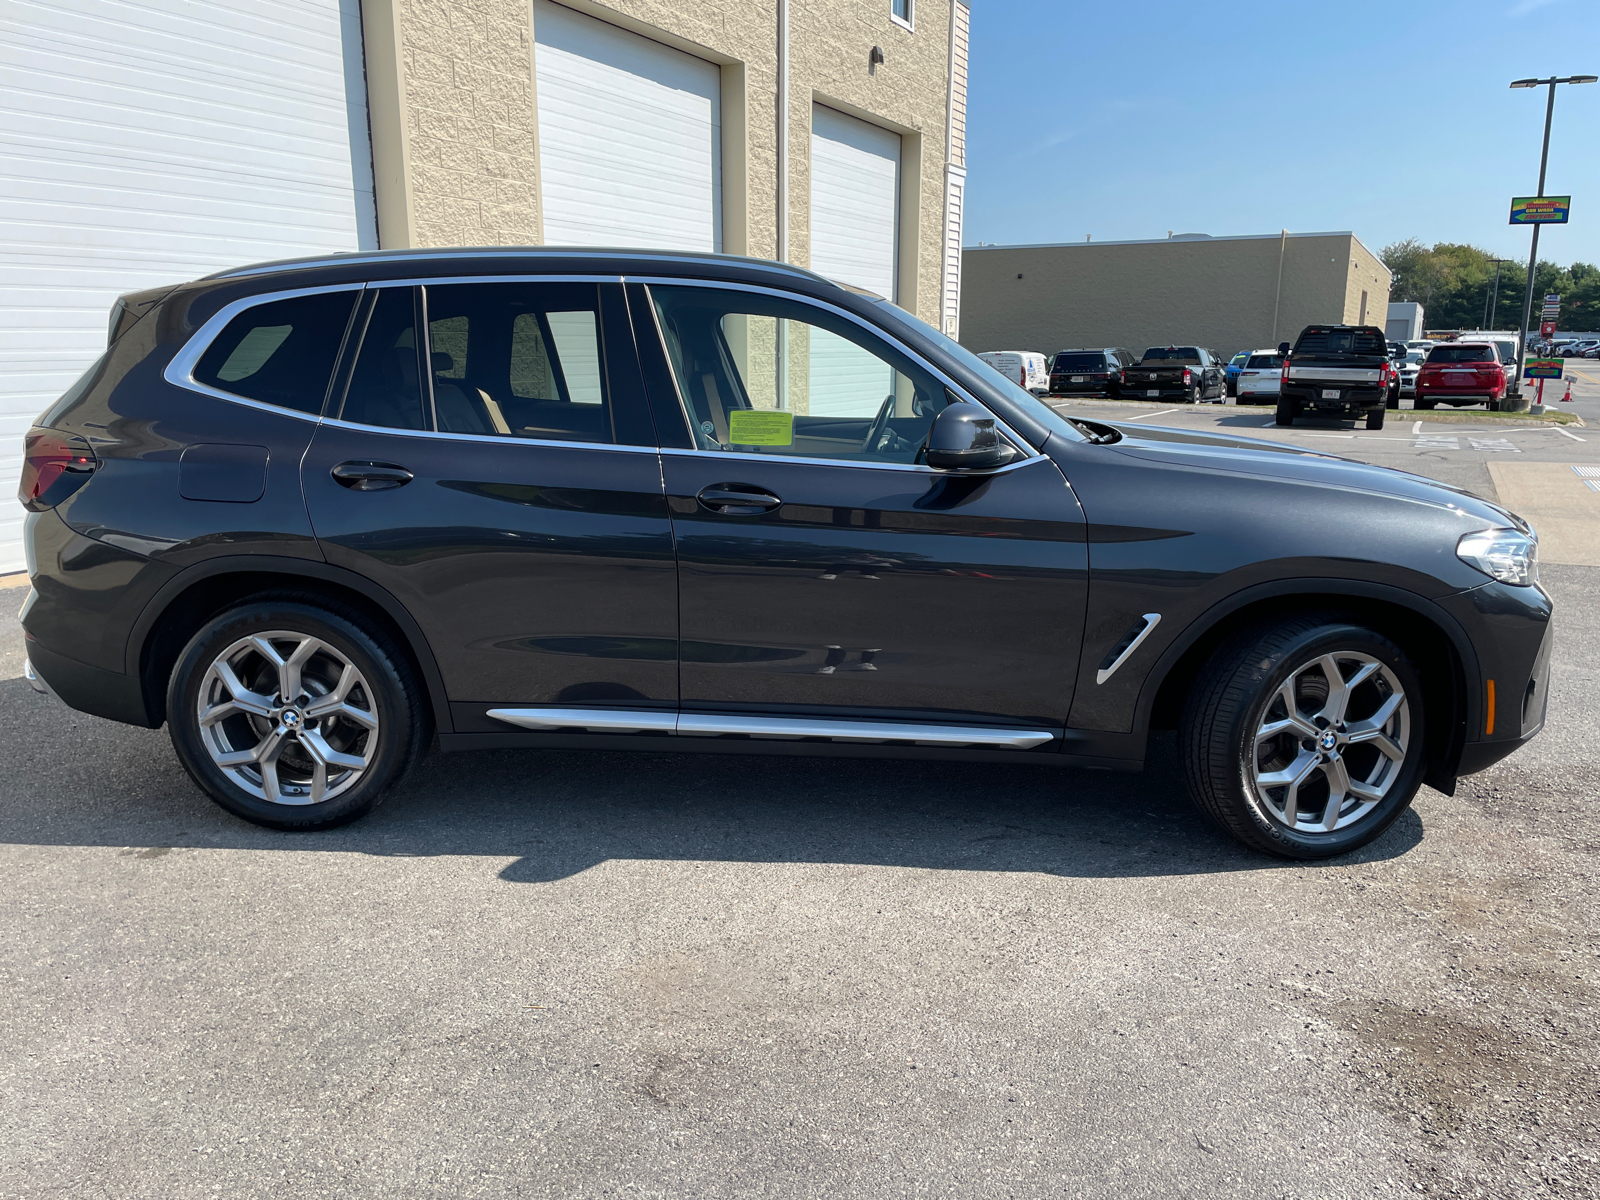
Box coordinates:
[19,249,1552,859]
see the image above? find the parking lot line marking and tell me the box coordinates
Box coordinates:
[1260,420,1275,427]
[1121,408,1180,421]
[1469,438,1521,453]
[1412,420,1423,434]
[1556,427,1587,442]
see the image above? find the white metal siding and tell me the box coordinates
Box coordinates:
[809,105,899,298]
[0,0,377,573]
[808,105,900,417]
[941,0,969,338]
[942,169,965,338]
[533,0,721,253]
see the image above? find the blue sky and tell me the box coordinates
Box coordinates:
[962,0,1600,265]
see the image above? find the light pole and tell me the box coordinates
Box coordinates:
[1483,258,1509,329]
[1509,74,1596,405]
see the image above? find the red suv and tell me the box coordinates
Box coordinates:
[1415,343,1508,411]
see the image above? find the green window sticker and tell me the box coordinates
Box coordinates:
[727,409,794,446]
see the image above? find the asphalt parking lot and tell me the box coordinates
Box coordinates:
[2,370,1597,1199]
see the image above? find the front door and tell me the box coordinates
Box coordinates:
[302,280,676,723]
[641,283,1088,735]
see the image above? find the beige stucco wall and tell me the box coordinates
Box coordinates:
[959,233,1393,359]
[361,0,958,326]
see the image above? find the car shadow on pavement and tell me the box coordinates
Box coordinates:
[0,676,1424,881]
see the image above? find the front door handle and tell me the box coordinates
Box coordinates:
[331,461,413,491]
[696,484,781,515]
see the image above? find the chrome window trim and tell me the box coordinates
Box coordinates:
[362,274,627,289]
[656,445,1041,476]
[162,282,368,420]
[318,415,661,454]
[628,275,1043,468]
[486,706,1057,748]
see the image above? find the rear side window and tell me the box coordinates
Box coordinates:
[1293,328,1386,355]
[1053,353,1105,371]
[193,291,357,414]
[1246,354,1283,368]
[423,282,622,444]
[1427,345,1495,363]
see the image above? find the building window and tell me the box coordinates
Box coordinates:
[891,0,913,31]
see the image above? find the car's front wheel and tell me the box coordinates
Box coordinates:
[167,597,427,830]
[1181,616,1425,858]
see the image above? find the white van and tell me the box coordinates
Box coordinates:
[977,350,1051,397]
[1454,331,1522,395]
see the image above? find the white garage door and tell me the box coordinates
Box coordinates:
[0,0,377,574]
[534,0,721,253]
[808,105,900,417]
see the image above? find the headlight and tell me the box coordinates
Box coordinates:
[1457,527,1538,586]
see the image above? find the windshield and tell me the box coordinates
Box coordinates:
[1428,345,1495,363]
[868,298,1086,446]
[1052,352,1105,371]
[1140,347,1201,361]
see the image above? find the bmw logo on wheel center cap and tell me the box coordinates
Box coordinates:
[1319,730,1338,752]
[282,709,303,730]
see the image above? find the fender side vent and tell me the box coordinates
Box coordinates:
[1096,614,1162,685]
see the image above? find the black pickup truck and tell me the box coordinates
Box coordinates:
[1277,324,1394,429]
[1124,346,1226,403]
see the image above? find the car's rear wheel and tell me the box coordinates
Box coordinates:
[1188,383,1202,404]
[1275,398,1297,426]
[1386,389,1399,409]
[167,597,427,830]
[1181,616,1425,859]
[1415,397,1435,410]
[1366,407,1385,430]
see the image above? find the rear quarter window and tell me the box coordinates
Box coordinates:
[193,291,358,414]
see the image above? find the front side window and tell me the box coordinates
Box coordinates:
[193,290,357,414]
[649,285,951,465]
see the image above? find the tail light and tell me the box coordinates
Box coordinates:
[19,428,97,512]
[1182,367,1192,385]
[1281,358,1291,384]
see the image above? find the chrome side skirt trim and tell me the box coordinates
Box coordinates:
[486,707,678,734]
[1095,613,1162,685]
[487,707,1057,749]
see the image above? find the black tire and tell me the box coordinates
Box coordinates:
[1366,407,1385,430]
[1385,388,1399,410]
[1188,383,1202,404]
[1415,397,1435,410]
[1275,398,1297,426]
[166,595,427,831]
[1181,616,1426,859]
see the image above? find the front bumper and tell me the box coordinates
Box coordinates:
[1437,579,1553,780]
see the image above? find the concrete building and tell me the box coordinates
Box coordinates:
[960,231,1393,360]
[1386,302,1425,342]
[0,0,970,573]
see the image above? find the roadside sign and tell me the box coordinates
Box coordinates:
[1524,358,1563,379]
[1541,320,1557,337]
[1542,292,1561,318]
[1511,196,1572,225]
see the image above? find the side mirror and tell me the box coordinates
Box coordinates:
[926,402,1017,471]
[1277,342,1291,356]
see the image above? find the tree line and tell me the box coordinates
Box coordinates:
[1381,239,1600,331]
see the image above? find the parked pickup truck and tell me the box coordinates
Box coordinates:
[1276,325,1394,429]
[1125,345,1226,403]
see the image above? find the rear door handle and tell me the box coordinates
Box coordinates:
[696,485,781,515]
[331,461,413,491]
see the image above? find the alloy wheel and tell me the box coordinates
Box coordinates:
[196,631,379,805]
[1247,650,1410,833]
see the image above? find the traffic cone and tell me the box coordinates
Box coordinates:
[1562,378,1574,403]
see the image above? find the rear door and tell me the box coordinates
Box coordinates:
[302,279,677,725]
